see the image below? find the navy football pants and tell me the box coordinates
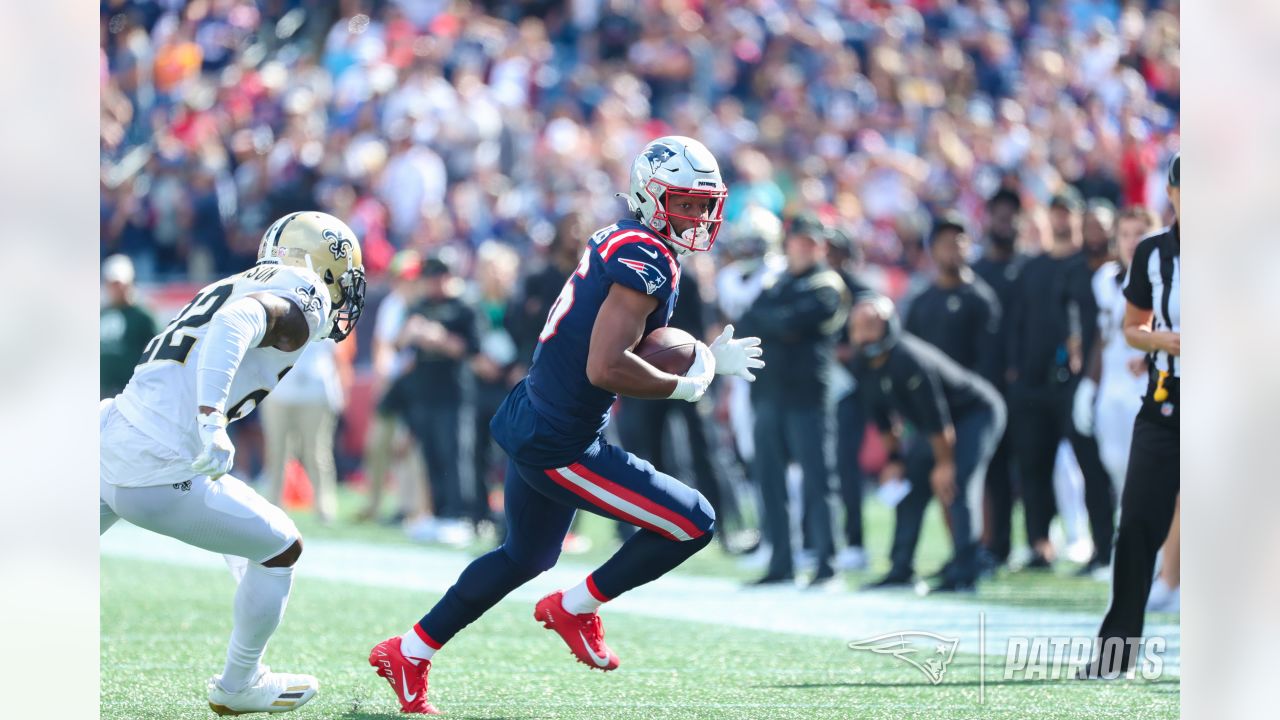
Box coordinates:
[416,438,715,646]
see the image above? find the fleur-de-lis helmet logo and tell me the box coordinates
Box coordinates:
[324,228,352,261]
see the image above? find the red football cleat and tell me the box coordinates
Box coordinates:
[534,591,620,671]
[368,636,442,715]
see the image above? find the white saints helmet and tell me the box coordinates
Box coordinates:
[257,211,367,341]
[723,204,783,261]
[621,136,728,254]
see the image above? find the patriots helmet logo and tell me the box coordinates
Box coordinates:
[323,228,353,261]
[847,631,959,685]
[644,143,678,172]
[618,258,667,295]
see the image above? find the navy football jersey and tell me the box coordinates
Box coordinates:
[491,220,681,466]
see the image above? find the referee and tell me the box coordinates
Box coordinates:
[1088,153,1181,677]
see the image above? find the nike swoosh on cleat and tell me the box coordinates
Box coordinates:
[401,668,418,702]
[579,631,612,667]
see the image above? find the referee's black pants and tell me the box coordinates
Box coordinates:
[1097,412,1179,667]
[1010,383,1116,560]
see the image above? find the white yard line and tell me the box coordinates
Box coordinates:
[101,523,1180,675]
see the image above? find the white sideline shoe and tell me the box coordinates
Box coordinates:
[207,666,318,715]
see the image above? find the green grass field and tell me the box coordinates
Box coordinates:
[101,487,1179,719]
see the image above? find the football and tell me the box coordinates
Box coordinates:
[634,326,698,375]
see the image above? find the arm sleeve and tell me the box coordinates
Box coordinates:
[1123,236,1156,310]
[195,296,269,413]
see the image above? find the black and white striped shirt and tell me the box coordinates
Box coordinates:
[1123,223,1181,382]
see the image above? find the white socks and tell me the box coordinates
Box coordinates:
[561,579,605,616]
[399,628,437,665]
[219,563,294,693]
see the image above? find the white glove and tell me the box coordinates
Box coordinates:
[1072,377,1097,437]
[667,341,716,403]
[191,411,235,479]
[708,324,765,381]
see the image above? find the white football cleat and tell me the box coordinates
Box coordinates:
[207,666,319,716]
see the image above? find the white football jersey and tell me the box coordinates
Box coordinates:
[113,264,332,475]
[1093,261,1146,399]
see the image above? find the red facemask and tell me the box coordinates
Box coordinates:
[643,178,727,253]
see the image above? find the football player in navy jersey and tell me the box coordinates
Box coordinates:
[369,137,764,714]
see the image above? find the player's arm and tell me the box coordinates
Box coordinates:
[192,293,309,417]
[586,284,681,399]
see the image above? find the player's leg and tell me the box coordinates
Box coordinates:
[99,399,122,535]
[523,440,714,671]
[100,497,120,534]
[370,459,575,713]
[107,474,317,714]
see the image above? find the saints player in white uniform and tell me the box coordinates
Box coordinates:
[100,212,366,715]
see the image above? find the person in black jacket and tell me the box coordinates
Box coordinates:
[973,188,1027,566]
[739,214,851,587]
[906,212,1002,380]
[1006,188,1116,574]
[852,295,1006,593]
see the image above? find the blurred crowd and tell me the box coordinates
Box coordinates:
[100,0,1179,598]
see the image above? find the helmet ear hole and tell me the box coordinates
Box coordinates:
[324,269,334,284]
